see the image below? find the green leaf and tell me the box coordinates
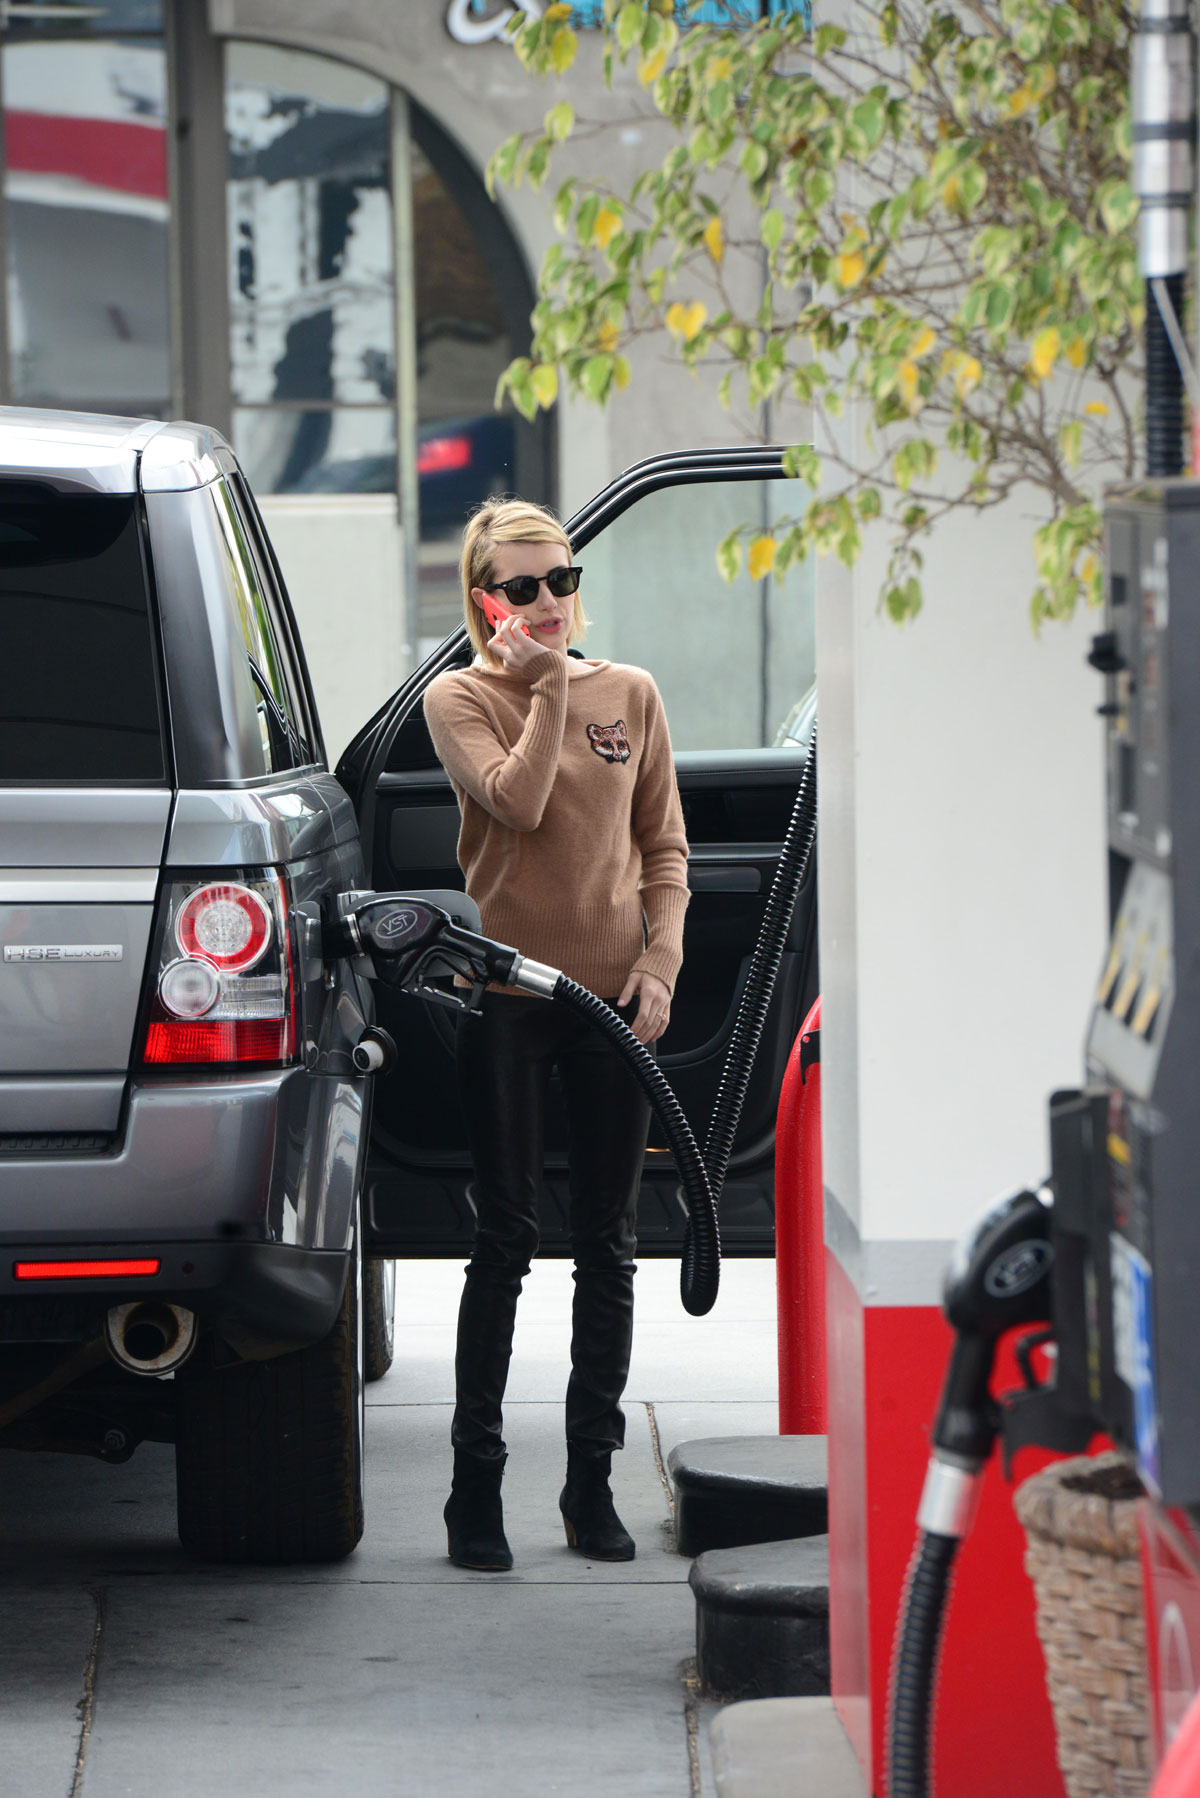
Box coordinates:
[741,140,769,183]
[1098,180,1137,236]
[550,25,577,75]
[717,527,743,583]
[544,101,575,142]
[581,354,614,401]
[1059,419,1083,469]
[761,208,784,253]
[783,444,821,487]
[616,2,644,53]
[486,134,521,199]
[813,23,848,56]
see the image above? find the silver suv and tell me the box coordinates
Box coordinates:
[0,414,821,1566]
[0,410,380,1564]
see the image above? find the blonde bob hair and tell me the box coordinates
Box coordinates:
[460,496,587,665]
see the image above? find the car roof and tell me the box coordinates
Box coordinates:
[0,406,237,495]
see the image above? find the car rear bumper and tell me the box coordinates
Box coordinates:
[0,1068,353,1244]
[0,1068,363,1353]
[0,1239,350,1352]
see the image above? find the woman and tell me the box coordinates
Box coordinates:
[423,497,689,1571]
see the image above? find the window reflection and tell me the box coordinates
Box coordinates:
[411,132,518,649]
[3,30,170,411]
[232,404,396,496]
[225,43,394,423]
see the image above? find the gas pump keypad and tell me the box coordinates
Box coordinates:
[1088,862,1174,1097]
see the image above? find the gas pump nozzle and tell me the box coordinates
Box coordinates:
[334,894,562,1013]
[919,1186,1057,1537]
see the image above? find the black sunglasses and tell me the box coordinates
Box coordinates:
[488,565,582,605]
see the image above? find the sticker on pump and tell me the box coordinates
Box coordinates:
[1111,1231,1160,1494]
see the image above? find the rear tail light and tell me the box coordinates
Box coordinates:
[141,869,297,1068]
[175,883,271,971]
[417,433,472,475]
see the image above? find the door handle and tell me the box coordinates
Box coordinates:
[687,865,762,893]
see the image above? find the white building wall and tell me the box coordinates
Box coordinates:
[818,497,1108,1293]
[259,492,406,765]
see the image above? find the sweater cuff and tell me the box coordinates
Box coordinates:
[632,883,690,995]
[521,651,570,759]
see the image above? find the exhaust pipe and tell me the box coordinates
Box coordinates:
[105,1301,198,1375]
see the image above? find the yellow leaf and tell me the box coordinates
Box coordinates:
[836,250,866,289]
[703,217,725,264]
[1030,326,1060,381]
[530,364,559,409]
[1080,554,1098,584]
[1066,336,1086,369]
[666,300,708,343]
[681,300,707,341]
[597,321,619,351]
[1008,83,1034,116]
[709,55,733,81]
[592,204,622,249]
[550,23,577,75]
[955,355,982,400]
[941,173,962,211]
[613,355,631,391]
[639,47,668,85]
[544,1,572,16]
[1085,399,1110,417]
[898,359,922,411]
[748,535,777,580]
[911,325,936,359]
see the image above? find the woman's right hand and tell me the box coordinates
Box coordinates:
[489,613,552,673]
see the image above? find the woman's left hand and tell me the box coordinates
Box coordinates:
[617,971,672,1044]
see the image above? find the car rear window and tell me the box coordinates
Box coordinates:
[0,489,166,783]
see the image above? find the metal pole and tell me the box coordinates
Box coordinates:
[1133,0,1195,476]
[391,88,420,676]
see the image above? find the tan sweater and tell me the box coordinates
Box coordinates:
[423,652,690,997]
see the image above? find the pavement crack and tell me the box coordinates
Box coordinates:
[645,1402,677,1555]
[69,1586,105,1798]
[681,1656,703,1798]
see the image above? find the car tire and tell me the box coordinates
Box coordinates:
[174,1213,365,1565]
[364,1257,396,1383]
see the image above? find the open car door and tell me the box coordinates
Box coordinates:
[339,447,817,1259]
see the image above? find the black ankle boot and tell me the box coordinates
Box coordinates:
[560,1448,635,1561]
[444,1451,513,1570]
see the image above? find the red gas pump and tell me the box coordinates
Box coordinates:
[775,996,825,1435]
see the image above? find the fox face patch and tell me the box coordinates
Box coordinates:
[586,720,632,764]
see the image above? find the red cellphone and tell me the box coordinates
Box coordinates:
[481,590,531,637]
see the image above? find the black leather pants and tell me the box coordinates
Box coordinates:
[452,992,652,1465]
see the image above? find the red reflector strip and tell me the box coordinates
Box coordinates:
[143,1018,293,1065]
[15,1258,160,1281]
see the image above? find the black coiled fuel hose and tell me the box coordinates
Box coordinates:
[887,1530,961,1798]
[550,976,721,1317]
[701,724,818,1200]
[555,723,818,1316]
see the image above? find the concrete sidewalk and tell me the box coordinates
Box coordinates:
[0,1256,782,1798]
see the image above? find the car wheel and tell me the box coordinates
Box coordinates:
[174,1211,365,1565]
[363,1257,396,1383]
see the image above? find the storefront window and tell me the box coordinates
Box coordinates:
[410,128,519,645]
[225,42,395,492]
[2,2,170,413]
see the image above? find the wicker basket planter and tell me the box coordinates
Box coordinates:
[1014,1451,1150,1798]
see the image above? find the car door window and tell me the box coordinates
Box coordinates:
[210,480,301,773]
[578,476,812,752]
[228,476,321,767]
